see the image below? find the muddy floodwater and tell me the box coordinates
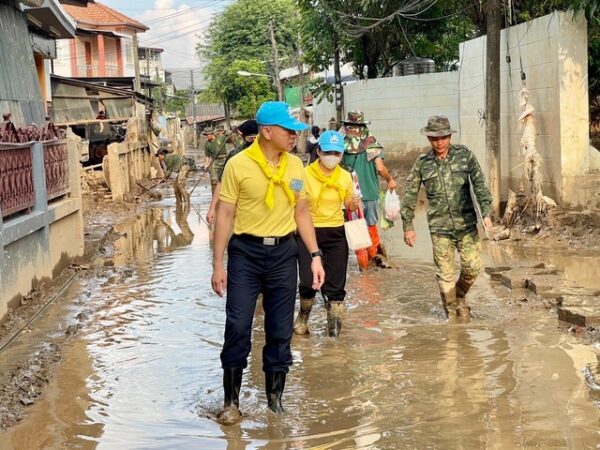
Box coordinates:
[1,186,600,449]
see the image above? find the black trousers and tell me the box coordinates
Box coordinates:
[298,226,349,301]
[220,235,298,373]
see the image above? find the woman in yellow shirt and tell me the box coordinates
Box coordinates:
[294,130,359,337]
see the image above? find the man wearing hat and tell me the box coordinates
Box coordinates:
[342,110,396,270]
[203,126,216,170]
[206,119,259,226]
[400,116,493,321]
[203,125,228,194]
[211,101,324,423]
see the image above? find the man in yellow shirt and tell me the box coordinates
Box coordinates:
[212,101,324,423]
[294,130,359,337]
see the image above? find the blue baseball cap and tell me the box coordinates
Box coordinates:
[256,101,309,132]
[318,130,345,152]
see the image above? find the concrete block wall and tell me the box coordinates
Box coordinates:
[459,11,589,206]
[107,115,152,202]
[312,72,460,157]
[107,142,151,202]
[0,135,84,321]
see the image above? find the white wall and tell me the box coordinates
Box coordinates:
[459,11,588,205]
[53,39,72,77]
[344,72,460,155]
[313,72,459,156]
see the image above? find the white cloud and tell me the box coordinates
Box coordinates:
[136,0,220,68]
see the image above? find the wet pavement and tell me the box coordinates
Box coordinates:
[1,183,600,449]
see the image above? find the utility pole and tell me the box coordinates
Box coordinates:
[190,69,197,149]
[132,33,141,92]
[485,0,502,217]
[333,30,344,127]
[268,22,284,101]
[146,47,151,98]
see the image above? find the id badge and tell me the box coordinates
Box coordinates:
[290,178,304,193]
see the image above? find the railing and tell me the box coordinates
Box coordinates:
[43,140,70,200]
[76,63,121,77]
[0,143,35,218]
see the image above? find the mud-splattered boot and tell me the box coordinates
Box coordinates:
[293,297,315,335]
[440,288,457,321]
[455,277,472,322]
[217,367,243,425]
[265,371,286,414]
[326,301,344,337]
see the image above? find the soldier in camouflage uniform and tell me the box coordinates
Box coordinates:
[204,125,229,195]
[342,111,396,270]
[400,116,493,320]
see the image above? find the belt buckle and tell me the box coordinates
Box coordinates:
[263,237,276,246]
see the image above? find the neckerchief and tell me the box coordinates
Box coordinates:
[307,160,345,208]
[244,140,295,209]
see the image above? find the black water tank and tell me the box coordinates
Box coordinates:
[394,57,435,76]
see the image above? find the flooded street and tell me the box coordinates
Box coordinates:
[1,185,600,449]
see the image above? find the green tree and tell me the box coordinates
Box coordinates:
[199,0,301,120]
[201,59,275,118]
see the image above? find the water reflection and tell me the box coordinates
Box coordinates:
[1,186,600,449]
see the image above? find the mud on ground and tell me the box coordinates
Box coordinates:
[0,179,167,431]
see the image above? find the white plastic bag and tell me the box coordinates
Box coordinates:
[344,209,372,250]
[384,190,401,221]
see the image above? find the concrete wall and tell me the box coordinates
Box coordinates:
[313,72,459,156]
[0,134,84,321]
[459,11,589,206]
[107,116,151,202]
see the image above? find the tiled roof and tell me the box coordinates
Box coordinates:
[61,1,148,31]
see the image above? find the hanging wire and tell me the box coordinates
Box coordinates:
[397,16,417,57]
[504,0,512,80]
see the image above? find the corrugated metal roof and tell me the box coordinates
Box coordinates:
[0,1,45,126]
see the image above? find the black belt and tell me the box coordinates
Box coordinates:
[236,232,295,246]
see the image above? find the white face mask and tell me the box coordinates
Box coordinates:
[320,154,343,169]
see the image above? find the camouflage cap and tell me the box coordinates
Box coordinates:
[215,124,225,132]
[201,127,214,135]
[420,116,456,137]
[342,110,371,125]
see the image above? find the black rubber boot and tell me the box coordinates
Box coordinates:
[265,371,286,414]
[217,367,243,425]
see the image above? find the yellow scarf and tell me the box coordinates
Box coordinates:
[307,160,345,208]
[244,140,295,209]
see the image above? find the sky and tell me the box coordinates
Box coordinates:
[99,0,232,71]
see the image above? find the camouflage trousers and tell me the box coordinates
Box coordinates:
[430,231,482,312]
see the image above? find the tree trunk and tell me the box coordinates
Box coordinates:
[333,31,344,126]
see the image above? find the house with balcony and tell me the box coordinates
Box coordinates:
[52,0,147,81]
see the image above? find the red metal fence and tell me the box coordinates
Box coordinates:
[0,143,35,218]
[43,140,70,200]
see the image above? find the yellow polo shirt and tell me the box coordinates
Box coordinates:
[305,166,353,227]
[220,144,305,236]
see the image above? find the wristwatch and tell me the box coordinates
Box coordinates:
[310,249,323,259]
